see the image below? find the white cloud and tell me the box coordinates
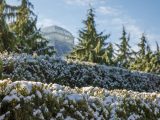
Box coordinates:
[147,34,160,50]
[37,17,76,41]
[65,0,92,6]
[96,6,120,16]
[148,34,160,42]
[127,25,142,37]
[97,9,142,40]
[96,6,160,50]
[37,18,55,28]
[37,18,67,29]
[65,0,106,6]
[37,4,160,50]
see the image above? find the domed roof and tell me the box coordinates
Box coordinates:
[42,25,74,39]
[41,25,74,58]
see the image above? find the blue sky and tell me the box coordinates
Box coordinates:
[7,0,160,50]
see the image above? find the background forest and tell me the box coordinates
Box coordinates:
[1,0,159,74]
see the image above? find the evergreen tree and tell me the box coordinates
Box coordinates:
[116,26,131,68]
[130,34,147,71]
[146,43,152,61]
[11,0,37,52]
[137,33,147,57]
[10,0,54,55]
[156,41,160,54]
[144,43,153,72]
[129,34,160,74]
[149,42,160,74]
[0,0,17,52]
[102,43,114,65]
[68,7,110,64]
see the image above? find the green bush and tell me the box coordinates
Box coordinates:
[0,79,160,120]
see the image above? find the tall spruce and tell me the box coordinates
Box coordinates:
[68,7,110,64]
[129,34,160,74]
[10,0,54,55]
[116,26,131,68]
[137,33,147,57]
[146,43,152,61]
[130,34,148,71]
[11,0,38,53]
[154,42,160,73]
[0,0,17,52]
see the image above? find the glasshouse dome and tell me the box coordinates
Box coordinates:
[42,25,74,58]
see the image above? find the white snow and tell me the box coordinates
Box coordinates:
[127,114,141,120]
[33,109,44,120]
[36,90,42,98]
[67,94,83,102]
[0,79,160,119]
[2,95,20,102]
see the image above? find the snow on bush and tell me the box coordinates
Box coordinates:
[0,79,160,120]
[0,53,160,92]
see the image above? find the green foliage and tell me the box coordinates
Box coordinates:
[1,54,160,92]
[1,80,160,120]
[0,0,159,74]
[68,7,111,64]
[0,0,17,52]
[67,7,160,74]
[11,0,54,55]
[0,80,109,120]
[102,43,115,65]
[115,26,132,68]
[0,59,3,79]
[138,33,147,57]
[0,0,55,56]
[130,34,160,74]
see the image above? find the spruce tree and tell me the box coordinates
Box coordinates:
[154,42,160,73]
[129,34,160,74]
[116,26,131,68]
[156,41,160,54]
[0,0,17,52]
[147,42,160,74]
[130,34,147,71]
[11,0,36,52]
[146,43,152,61]
[137,33,147,57]
[68,7,110,64]
[10,0,54,55]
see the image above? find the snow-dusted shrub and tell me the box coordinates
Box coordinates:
[1,53,160,92]
[0,79,160,120]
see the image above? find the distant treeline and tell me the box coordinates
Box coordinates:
[0,1,159,74]
[68,8,160,74]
